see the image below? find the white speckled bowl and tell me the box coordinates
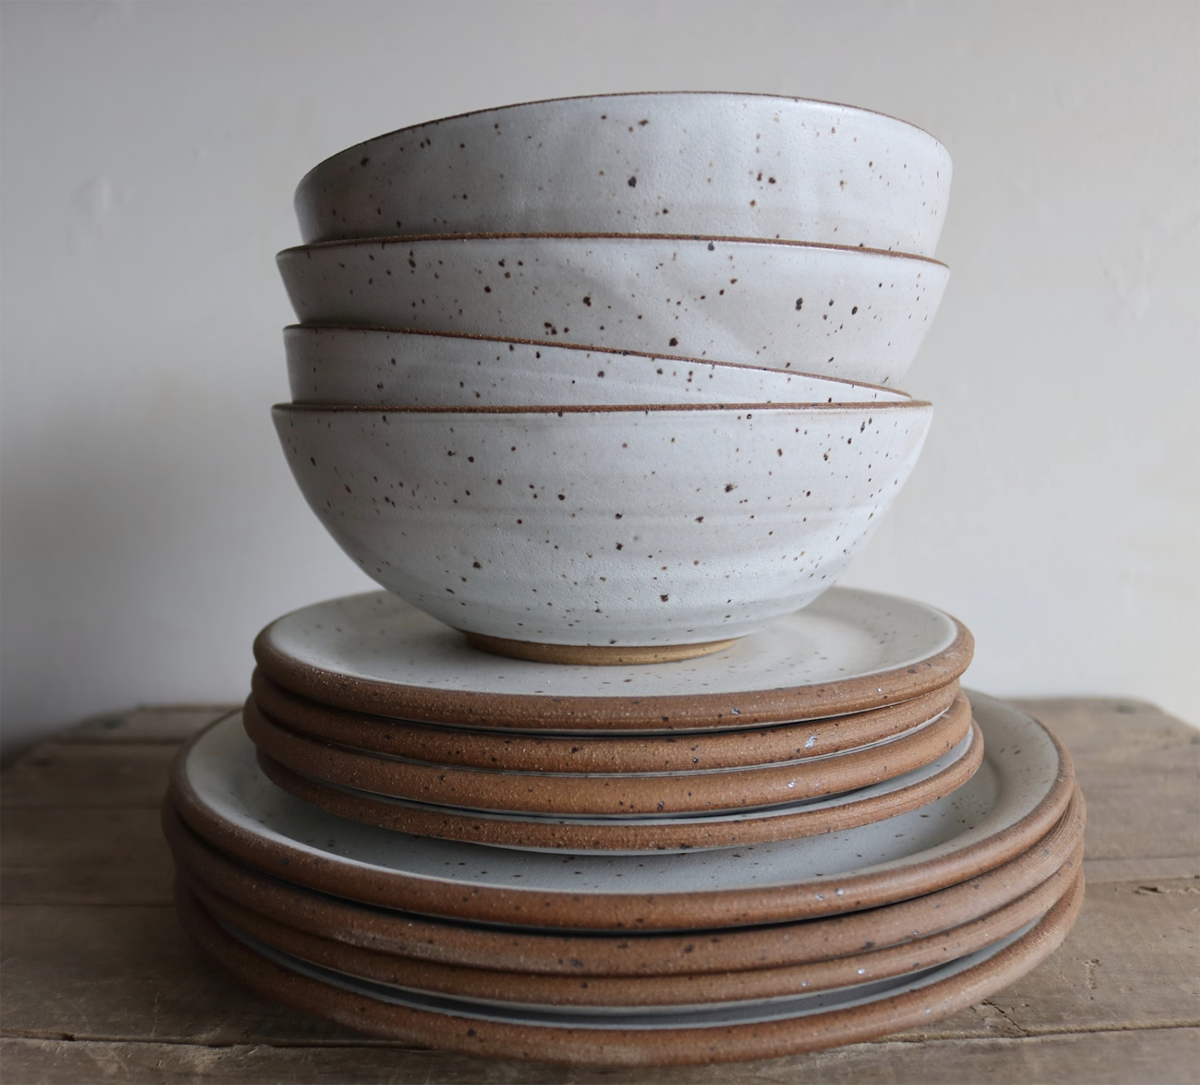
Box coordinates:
[277,235,948,387]
[285,326,911,407]
[272,401,933,663]
[294,93,952,256]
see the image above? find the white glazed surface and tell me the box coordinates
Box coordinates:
[272,402,932,648]
[276,236,949,386]
[182,693,1058,901]
[256,588,960,716]
[285,326,911,407]
[293,93,952,257]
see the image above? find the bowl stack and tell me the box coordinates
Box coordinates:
[166,94,1085,1066]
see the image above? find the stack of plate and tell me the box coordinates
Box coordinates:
[167,93,1086,1065]
[165,589,1084,1065]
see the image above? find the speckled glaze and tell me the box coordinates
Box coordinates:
[277,235,949,386]
[272,403,933,655]
[241,691,972,817]
[253,721,981,853]
[248,669,961,772]
[253,588,973,731]
[166,692,1075,927]
[294,93,952,256]
[173,876,1082,1065]
[181,857,1077,1007]
[285,325,911,407]
[161,787,1085,976]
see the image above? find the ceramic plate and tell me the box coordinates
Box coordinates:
[162,786,1085,976]
[253,589,973,731]
[252,718,981,853]
[174,874,1083,1064]
[168,692,1073,929]
[249,670,962,772]
[180,853,1079,1007]
[242,692,972,816]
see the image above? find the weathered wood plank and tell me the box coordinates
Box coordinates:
[0,809,174,905]
[2,881,1196,1049]
[2,1028,1197,1084]
[59,707,239,745]
[1012,698,1200,863]
[0,905,363,1047]
[887,877,1200,1042]
[1084,856,1200,884]
[1,744,180,808]
[1012,697,1197,753]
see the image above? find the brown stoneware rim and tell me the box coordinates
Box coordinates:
[180,851,1079,1007]
[166,706,1072,931]
[173,872,1082,1066]
[162,786,1084,977]
[271,399,932,416]
[283,324,914,399]
[297,91,948,191]
[278,233,949,269]
[240,692,972,816]
[248,670,961,771]
[250,720,983,852]
[252,612,973,732]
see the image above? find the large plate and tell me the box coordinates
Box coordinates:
[253,588,973,731]
[175,873,1084,1065]
[168,692,1073,929]
[162,786,1085,976]
[180,854,1080,1008]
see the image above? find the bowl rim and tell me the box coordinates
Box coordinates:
[277,231,949,267]
[297,90,948,195]
[271,400,932,416]
[283,324,914,399]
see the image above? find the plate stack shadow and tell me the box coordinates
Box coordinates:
[166,93,1085,1066]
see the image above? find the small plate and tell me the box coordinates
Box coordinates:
[168,692,1073,929]
[253,718,982,853]
[162,785,1086,977]
[242,692,972,816]
[174,873,1084,1064]
[250,669,962,772]
[253,589,973,731]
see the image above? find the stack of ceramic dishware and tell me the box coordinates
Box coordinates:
[166,94,1085,1066]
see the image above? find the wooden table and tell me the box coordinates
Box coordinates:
[2,697,1197,1083]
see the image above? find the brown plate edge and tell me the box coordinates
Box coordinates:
[172,870,1084,1066]
[251,612,975,731]
[163,785,1085,977]
[165,708,1072,932]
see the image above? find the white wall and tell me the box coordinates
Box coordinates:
[2,1,1196,754]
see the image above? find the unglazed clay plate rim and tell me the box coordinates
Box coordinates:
[252,589,974,730]
[240,692,972,817]
[178,851,1080,1009]
[168,692,1074,930]
[173,874,1082,1065]
[249,670,962,772]
[250,720,982,854]
[161,785,1085,976]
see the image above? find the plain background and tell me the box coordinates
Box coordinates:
[2,1,1197,757]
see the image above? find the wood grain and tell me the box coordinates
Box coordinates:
[4,1028,1198,1085]
[1,696,1197,1083]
